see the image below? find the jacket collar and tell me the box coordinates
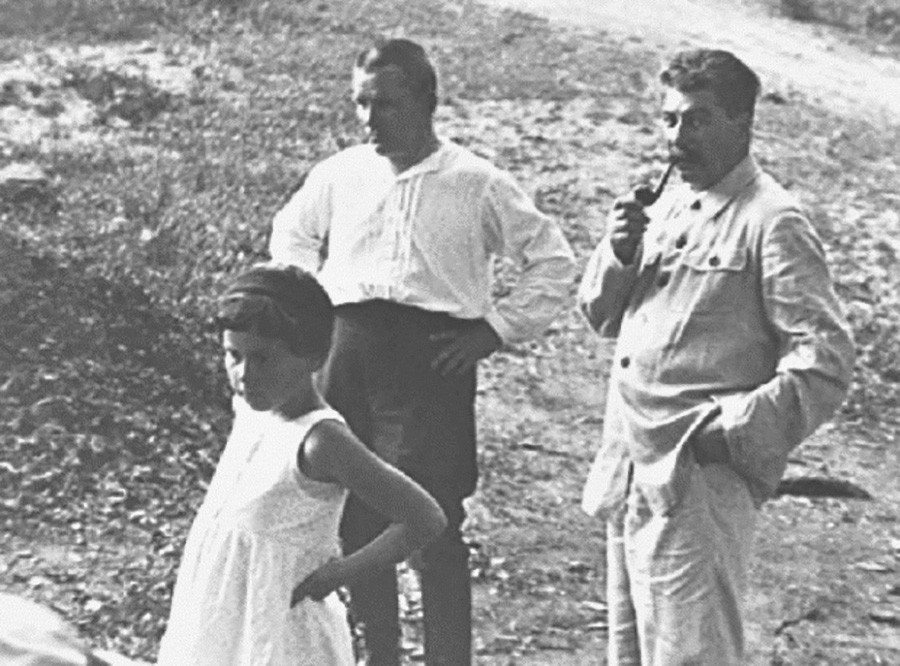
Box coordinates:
[690,155,760,219]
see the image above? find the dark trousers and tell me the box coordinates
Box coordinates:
[321,301,479,666]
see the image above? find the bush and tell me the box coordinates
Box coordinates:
[780,0,819,21]
[777,0,900,41]
[0,0,187,40]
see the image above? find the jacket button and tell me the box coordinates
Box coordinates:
[690,199,702,210]
[674,234,687,249]
[708,255,720,267]
[620,356,631,368]
[657,272,670,287]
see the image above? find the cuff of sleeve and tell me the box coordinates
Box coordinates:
[484,310,513,346]
[712,393,745,464]
[712,392,770,505]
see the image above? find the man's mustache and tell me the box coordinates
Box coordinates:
[670,150,702,165]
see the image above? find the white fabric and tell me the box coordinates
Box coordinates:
[0,593,88,666]
[0,593,146,665]
[93,650,147,665]
[268,141,575,344]
[157,401,353,666]
[607,460,756,665]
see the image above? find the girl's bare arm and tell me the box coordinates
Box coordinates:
[291,420,447,604]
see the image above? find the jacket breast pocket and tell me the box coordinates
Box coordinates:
[678,245,750,314]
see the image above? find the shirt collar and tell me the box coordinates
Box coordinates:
[691,155,760,216]
[393,139,449,180]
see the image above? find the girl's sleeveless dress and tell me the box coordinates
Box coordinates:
[157,399,354,665]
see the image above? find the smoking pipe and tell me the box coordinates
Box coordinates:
[633,162,675,207]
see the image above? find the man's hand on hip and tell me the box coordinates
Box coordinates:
[430,321,502,376]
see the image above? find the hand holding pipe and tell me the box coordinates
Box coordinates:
[608,162,675,265]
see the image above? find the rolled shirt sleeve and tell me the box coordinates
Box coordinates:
[577,232,640,338]
[481,172,576,344]
[268,166,330,272]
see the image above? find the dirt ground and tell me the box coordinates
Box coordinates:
[479,0,900,122]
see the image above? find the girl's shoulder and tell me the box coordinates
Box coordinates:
[295,408,354,485]
[294,406,349,450]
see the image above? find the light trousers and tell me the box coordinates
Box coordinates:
[607,460,757,665]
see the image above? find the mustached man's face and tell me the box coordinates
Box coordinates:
[662,87,751,191]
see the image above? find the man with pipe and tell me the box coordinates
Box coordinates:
[269,38,575,665]
[578,48,854,664]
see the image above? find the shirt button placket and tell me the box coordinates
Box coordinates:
[388,182,407,297]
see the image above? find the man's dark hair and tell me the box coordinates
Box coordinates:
[660,49,761,118]
[355,38,438,113]
[216,264,334,360]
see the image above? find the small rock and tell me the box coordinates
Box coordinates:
[854,560,894,573]
[27,574,52,589]
[84,598,104,613]
[28,395,75,428]
[566,560,592,575]
[0,161,48,188]
[0,161,56,209]
[869,609,900,627]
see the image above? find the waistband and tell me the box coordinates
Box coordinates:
[334,299,480,330]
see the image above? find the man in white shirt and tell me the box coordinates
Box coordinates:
[269,38,575,666]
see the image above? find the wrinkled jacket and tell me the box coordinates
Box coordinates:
[580,157,854,517]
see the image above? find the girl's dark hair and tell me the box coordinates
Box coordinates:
[215,264,333,358]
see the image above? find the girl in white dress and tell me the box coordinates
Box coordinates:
[157,265,447,665]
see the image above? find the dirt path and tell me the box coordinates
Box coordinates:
[479,0,900,124]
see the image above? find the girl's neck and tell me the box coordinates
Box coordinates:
[274,390,325,421]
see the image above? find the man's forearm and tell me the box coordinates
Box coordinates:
[490,251,575,344]
[578,237,640,337]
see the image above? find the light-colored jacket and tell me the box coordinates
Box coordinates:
[580,156,854,516]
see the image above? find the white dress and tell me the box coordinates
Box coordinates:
[157,399,354,665]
